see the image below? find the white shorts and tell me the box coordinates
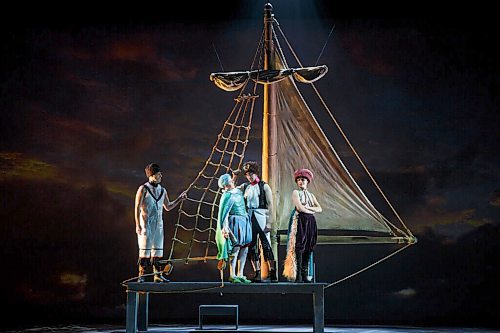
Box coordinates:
[137,220,164,257]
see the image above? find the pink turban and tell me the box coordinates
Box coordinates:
[293,168,313,183]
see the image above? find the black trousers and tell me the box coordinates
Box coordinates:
[248,213,274,262]
[295,212,317,252]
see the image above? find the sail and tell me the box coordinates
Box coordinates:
[272,71,391,233]
[210,66,328,92]
[208,54,394,234]
[208,58,403,237]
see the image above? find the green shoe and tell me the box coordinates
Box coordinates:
[237,276,252,284]
[229,276,242,283]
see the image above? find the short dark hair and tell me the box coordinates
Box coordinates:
[145,163,161,177]
[242,161,260,176]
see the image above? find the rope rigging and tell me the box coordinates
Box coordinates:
[165,26,267,267]
[315,23,335,66]
[212,42,225,72]
[167,93,258,265]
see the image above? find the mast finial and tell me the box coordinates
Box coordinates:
[264,3,273,12]
[264,3,273,20]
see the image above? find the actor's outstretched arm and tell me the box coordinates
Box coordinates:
[164,190,188,211]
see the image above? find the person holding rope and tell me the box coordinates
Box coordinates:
[134,163,187,282]
[283,168,322,283]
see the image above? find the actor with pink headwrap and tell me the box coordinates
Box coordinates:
[283,168,322,283]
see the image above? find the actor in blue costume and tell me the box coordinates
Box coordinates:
[216,173,253,283]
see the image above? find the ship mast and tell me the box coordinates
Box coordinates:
[261,3,278,280]
[261,3,277,185]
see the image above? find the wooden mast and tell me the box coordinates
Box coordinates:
[262,3,276,183]
[261,3,277,280]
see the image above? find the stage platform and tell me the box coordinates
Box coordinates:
[115,325,500,332]
[124,282,326,333]
[122,282,500,333]
[7,324,499,332]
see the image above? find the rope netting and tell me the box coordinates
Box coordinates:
[165,29,265,266]
[166,93,258,264]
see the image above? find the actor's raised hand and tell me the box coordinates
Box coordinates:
[179,190,188,200]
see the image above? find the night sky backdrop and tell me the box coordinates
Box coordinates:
[1,0,498,330]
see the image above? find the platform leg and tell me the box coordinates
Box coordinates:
[137,292,149,332]
[313,286,324,333]
[126,291,138,333]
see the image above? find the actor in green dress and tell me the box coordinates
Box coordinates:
[216,173,253,283]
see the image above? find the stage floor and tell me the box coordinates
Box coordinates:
[7,325,499,333]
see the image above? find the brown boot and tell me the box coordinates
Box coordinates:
[153,266,170,282]
[138,266,145,283]
[152,257,169,283]
[137,257,150,283]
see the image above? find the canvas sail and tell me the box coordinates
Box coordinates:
[271,72,392,233]
[207,55,410,243]
[210,65,328,91]
[263,15,413,243]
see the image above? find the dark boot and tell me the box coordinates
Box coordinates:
[152,257,169,283]
[251,269,262,283]
[250,258,262,282]
[295,249,303,283]
[269,267,278,283]
[137,258,150,283]
[301,251,312,283]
